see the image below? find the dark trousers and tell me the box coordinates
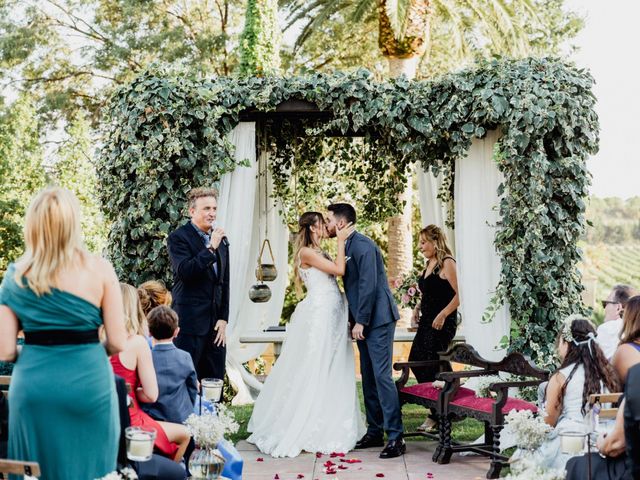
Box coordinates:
[565,453,630,480]
[357,321,403,441]
[175,331,226,381]
[408,316,457,383]
[133,455,187,480]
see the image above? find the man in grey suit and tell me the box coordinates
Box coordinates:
[326,203,405,459]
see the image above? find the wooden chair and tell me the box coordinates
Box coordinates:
[0,377,9,400]
[588,392,623,420]
[0,459,40,478]
[394,343,549,479]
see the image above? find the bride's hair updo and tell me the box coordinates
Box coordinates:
[293,211,325,296]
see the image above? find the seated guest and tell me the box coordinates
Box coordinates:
[141,306,198,424]
[565,398,629,480]
[138,281,172,316]
[111,283,190,462]
[613,295,640,384]
[565,363,640,480]
[624,363,640,478]
[114,375,186,480]
[528,317,620,470]
[597,285,636,360]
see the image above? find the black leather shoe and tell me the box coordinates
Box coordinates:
[379,438,406,458]
[354,433,384,449]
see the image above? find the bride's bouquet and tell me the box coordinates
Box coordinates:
[392,271,421,310]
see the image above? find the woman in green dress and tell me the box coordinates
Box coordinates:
[0,187,127,480]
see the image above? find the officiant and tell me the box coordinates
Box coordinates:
[167,187,230,380]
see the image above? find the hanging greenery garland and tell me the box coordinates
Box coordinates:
[98,57,598,364]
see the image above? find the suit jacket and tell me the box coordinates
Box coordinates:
[140,343,198,424]
[167,221,230,336]
[344,231,399,329]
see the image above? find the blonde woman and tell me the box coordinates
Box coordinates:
[0,187,127,479]
[110,283,190,462]
[409,225,459,432]
[247,211,365,457]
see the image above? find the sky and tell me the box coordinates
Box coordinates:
[565,0,640,199]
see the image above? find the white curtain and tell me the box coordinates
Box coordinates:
[415,166,455,252]
[217,123,289,405]
[453,131,510,361]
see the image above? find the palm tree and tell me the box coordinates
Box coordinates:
[284,0,553,291]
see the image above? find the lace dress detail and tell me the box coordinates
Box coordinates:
[247,262,366,457]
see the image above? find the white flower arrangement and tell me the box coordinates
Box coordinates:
[184,404,239,449]
[505,409,552,450]
[504,455,565,480]
[475,375,503,398]
[96,467,138,480]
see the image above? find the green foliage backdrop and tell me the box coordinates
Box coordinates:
[98,57,599,363]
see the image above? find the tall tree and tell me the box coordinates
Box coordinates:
[0,95,48,277]
[0,0,246,125]
[52,112,107,253]
[239,0,282,75]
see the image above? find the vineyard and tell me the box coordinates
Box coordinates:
[580,244,640,320]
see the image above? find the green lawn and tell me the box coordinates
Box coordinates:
[228,380,485,445]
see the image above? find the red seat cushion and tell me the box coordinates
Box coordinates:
[401,382,475,402]
[401,382,538,415]
[450,394,538,414]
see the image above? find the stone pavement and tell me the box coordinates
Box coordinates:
[237,440,491,480]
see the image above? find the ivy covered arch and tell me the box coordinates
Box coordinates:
[98,57,599,362]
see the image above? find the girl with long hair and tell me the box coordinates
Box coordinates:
[535,317,621,469]
[0,187,127,479]
[110,283,191,462]
[409,224,459,432]
[247,211,366,457]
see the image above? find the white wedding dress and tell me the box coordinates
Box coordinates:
[246,263,366,457]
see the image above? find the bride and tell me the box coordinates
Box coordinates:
[247,211,366,457]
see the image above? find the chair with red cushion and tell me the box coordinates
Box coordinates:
[394,343,548,479]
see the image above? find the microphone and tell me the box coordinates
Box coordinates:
[212,222,229,247]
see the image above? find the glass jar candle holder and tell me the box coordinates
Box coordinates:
[201,378,224,402]
[125,426,156,462]
[560,431,586,455]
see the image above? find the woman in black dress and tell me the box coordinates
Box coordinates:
[409,225,460,431]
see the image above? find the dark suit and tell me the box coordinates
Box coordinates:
[344,231,403,440]
[141,343,198,424]
[167,221,230,380]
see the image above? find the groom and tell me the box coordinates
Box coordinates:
[326,203,405,459]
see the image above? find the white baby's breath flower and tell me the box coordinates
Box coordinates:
[505,409,552,450]
[475,375,503,398]
[184,405,239,449]
[96,468,137,480]
[96,474,122,480]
